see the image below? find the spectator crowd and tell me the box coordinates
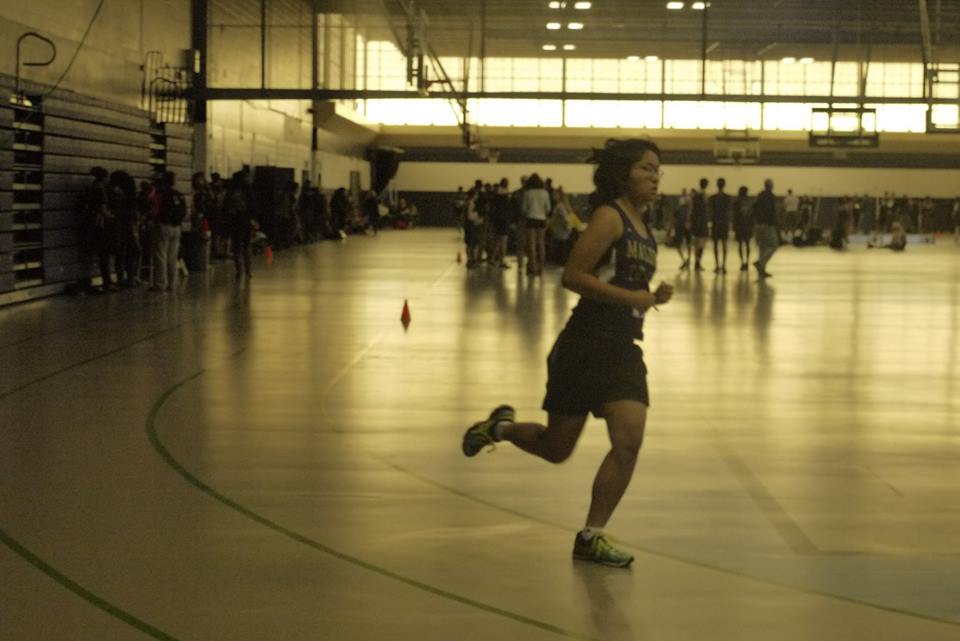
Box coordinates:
[78,166,420,294]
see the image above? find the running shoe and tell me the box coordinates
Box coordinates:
[572,533,634,568]
[461,404,515,456]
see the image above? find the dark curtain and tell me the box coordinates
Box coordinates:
[368,148,402,194]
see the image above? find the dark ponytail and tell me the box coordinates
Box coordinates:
[588,138,661,205]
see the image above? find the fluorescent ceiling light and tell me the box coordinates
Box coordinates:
[567,22,584,29]
[548,1,562,8]
[781,57,797,64]
[691,1,708,9]
[542,44,557,51]
[574,1,592,8]
[645,55,660,61]
[626,55,640,62]
[563,44,577,50]
[666,1,684,8]
[800,57,814,64]
[546,22,562,30]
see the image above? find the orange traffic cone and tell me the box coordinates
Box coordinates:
[264,245,274,267]
[400,299,411,328]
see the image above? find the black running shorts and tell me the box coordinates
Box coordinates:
[542,329,649,417]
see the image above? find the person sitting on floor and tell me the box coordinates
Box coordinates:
[868,221,907,252]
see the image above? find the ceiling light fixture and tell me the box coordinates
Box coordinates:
[543,44,557,51]
[574,1,592,8]
[666,1,684,9]
[800,57,814,64]
[548,1,564,8]
[627,55,640,62]
[563,44,576,50]
[781,56,797,64]
[646,55,660,61]
[691,1,708,9]
[546,22,561,30]
[567,22,584,29]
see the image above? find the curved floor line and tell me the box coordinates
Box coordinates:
[309,258,960,629]
[0,289,180,351]
[0,298,241,639]
[373,458,960,628]
[148,372,602,641]
[0,307,209,402]
[0,308,138,351]
[0,527,182,641]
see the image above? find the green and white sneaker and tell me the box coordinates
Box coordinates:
[572,533,634,568]
[461,404,515,456]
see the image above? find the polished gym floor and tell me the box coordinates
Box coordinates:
[1,229,959,641]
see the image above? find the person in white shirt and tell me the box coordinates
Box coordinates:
[522,173,551,275]
[783,189,800,236]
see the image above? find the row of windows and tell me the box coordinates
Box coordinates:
[356,40,959,131]
[358,99,959,133]
[362,41,953,98]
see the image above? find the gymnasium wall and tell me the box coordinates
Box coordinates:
[204,2,368,185]
[1,0,190,109]
[394,162,960,198]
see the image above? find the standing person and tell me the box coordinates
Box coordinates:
[461,138,674,567]
[224,170,254,279]
[490,178,511,268]
[522,173,551,275]
[511,176,528,266]
[330,188,349,238]
[82,167,117,292]
[297,180,318,241]
[709,177,732,274]
[653,193,666,230]
[453,186,467,237]
[690,178,710,271]
[783,189,800,236]
[674,188,692,270]
[190,172,215,271]
[830,199,852,250]
[209,173,228,259]
[481,183,496,261]
[852,195,863,233]
[753,178,778,279]
[464,187,484,268]
[732,186,753,272]
[921,196,935,234]
[151,171,186,292]
[362,190,380,236]
[461,187,474,265]
[547,186,580,265]
[879,192,894,235]
[798,195,813,233]
[135,179,157,282]
[108,170,140,286]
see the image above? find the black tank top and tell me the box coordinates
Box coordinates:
[691,192,708,226]
[564,202,658,342]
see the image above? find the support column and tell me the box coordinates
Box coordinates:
[311,2,319,183]
[191,0,208,174]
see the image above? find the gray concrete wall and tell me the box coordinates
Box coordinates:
[2,0,190,108]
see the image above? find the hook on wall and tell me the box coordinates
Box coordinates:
[15,32,58,101]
